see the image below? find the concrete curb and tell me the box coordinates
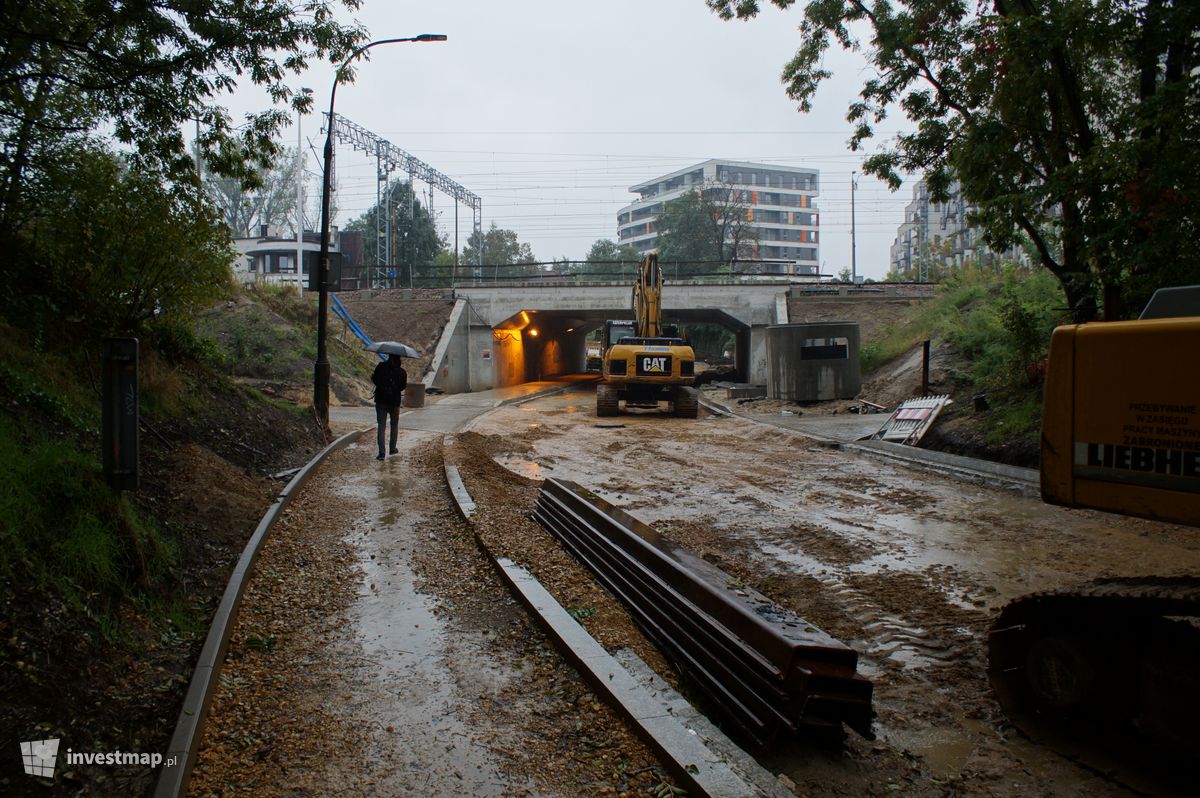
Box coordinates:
[154,428,369,798]
[701,395,1038,495]
[441,458,761,798]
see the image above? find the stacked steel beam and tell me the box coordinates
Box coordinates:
[532,478,873,745]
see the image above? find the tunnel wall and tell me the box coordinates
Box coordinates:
[424,299,470,394]
[492,329,526,388]
[468,326,495,391]
[524,329,587,381]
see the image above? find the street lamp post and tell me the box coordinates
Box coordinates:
[313,34,447,431]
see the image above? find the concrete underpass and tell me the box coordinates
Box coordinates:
[418,281,933,394]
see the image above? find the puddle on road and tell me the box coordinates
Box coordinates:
[330,442,516,796]
[493,454,547,481]
[881,717,990,778]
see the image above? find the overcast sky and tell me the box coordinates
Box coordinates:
[230,0,918,280]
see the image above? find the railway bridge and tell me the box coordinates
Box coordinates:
[416,280,933,393]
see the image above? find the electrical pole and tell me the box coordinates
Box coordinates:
[850,171,858,284]
[296,111,304,289]
[313,33,447,430]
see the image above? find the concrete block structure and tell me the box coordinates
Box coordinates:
[766,322,862,401]
[616,159,820,276]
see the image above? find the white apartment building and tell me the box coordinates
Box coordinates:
[890,179,1026,277]
[616,159,820,275]
[231,226,339,289]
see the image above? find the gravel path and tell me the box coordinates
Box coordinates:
[188,430,678,797]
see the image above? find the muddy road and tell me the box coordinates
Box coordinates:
[465,385,1200,797]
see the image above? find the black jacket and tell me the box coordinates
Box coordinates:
[372,360,407,406]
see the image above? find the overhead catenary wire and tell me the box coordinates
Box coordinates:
[309,134,918,273]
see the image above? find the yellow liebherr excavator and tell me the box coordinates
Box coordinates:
[597,254,699,418]
[987,286,1200,786]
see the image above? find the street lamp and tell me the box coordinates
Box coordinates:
[313,34,447,431]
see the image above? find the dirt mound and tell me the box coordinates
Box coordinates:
[334,292,454,379]
[788,297,929,345]
[197,293,374,406]
[164,444,277,549]
[859,340,956,408]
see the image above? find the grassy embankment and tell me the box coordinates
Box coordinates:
[863,268,1068,459]
[0,287,356,791]
[0,281,375,642]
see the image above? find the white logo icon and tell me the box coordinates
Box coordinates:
[20,738,60,778]
[642,356,666,373]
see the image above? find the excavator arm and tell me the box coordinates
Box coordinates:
[632,253,663,339]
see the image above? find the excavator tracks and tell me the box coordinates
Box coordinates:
[988,576,1200,792]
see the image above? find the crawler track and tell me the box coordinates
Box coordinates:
[988,577,1200,792]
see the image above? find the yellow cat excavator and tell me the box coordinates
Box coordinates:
[597,254,700,418]
[987,286,1200,788]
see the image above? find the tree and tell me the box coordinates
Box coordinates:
[581,239,642,278]
[586,239,642,264]
[204,147,302,238]
[707,0,1200,320]
[10,142,233,334]
[344,180,446,287]
[0,0,366,227]
[461,224,539,278]
[655,184,757,276]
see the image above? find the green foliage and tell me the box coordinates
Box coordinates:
[655,187,758,276]
[681,323,736,361]
[344,179,447,286]
[5,142,235,336]
[983,390,1045,446]
[461,223,540,277]
[864,267,1064,391]
[860,277,988,373]
[0,360,94,432]
[656,190,724,273]
[147,316,226,369]
[248,282,317,328]
[707,0,1200,321]
[566,605,595,622]
[585,239,642,265]
[942,268,1067,390]
[0,416,176,620]
[0,0,366,206]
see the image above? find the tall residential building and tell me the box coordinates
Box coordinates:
[616,159,820,275]
[890,178,1026,277]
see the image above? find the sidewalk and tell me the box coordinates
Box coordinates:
[700,393,1039,495]
[331,375,597,434]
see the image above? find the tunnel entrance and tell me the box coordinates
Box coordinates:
[490,308,750,388]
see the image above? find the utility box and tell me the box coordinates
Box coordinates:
[102,337,139,492]
[766,322,861,401]
[403,383,426,408]
[306,251,342,291]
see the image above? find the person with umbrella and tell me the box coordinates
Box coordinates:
[366,342,417,460]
